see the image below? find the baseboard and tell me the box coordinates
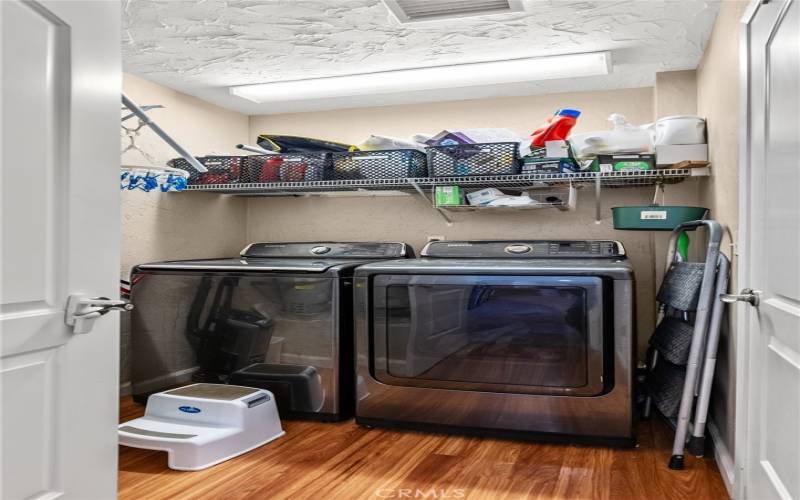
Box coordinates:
[708,421,735,498]
[133,366,200,394]
[120,366,200,398]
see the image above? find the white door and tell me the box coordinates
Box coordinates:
[0,1,121,499]
[737,0,800,498]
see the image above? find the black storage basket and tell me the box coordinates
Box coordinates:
[427,142,520,177]
[241,153,331,184]
[327,149,427,180]
[168,156,245,185]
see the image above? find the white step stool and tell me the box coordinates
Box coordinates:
[119,383,284,471]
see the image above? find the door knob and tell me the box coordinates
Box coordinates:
[720,288,760,307]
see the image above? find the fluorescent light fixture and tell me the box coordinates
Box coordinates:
[229,51,612,104]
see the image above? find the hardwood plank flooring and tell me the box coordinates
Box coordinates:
[118,398,728,499]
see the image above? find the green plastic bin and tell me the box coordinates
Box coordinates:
[612,206,708,231]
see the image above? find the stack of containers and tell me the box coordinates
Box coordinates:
[652,116,708,167]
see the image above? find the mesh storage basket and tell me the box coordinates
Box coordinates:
[241,153,331,184]
[427,142,520,177]
[168,156,244,185]
[327,149,427,180]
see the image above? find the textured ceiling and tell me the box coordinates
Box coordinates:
[122,0,721,114]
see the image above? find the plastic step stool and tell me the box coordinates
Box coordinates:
[229,363,324,418]
[118,383,284,471]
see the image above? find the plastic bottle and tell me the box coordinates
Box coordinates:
[530,109,581,147]
[260,156,283,182]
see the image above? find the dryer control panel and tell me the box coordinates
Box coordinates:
[421,240,625,258]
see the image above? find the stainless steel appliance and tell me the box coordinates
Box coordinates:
[129,242,411,421]
[354,240,635,445]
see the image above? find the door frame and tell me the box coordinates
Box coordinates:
[734,1,769,498]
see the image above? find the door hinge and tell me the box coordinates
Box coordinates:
[65,293,133,334]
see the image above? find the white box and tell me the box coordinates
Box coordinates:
[467,187,505,206]
[545,140,570,158]
[656,144,708,166]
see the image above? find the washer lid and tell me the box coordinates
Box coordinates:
[136,257,353,273]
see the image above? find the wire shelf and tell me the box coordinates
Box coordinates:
[437,203,565,212]
[180,168,709,195]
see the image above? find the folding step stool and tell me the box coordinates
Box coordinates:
[119,383,284,471]
[643,220,730,469]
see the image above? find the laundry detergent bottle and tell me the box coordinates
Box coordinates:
[530,109,581,147]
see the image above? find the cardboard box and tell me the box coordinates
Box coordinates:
[545,140,570,158]
[522,160,560,173]
[597,154,656,172]
[466,187,504,205]
[655,144,708,166]
[435,186,464,206]
[522,157,579,173]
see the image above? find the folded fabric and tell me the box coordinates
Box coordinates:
[411,133,434,144]
[426,130,474,146]
[359,134,426,152]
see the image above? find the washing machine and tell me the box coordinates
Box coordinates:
[129,242,411,421]
[353,240,636,445]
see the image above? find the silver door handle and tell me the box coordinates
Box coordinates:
[78,297,134,314]
[720,288,760,306]
[65,294,134,334]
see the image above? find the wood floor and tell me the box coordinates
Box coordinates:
[119,398,728,500]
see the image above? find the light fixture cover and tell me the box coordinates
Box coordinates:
[229,51,613,105]
[382,0,526,23]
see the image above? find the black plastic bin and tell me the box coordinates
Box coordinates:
[241,153,330,183]
[427,142,520,177]
[327,149,427,180]
[168,156,245,184]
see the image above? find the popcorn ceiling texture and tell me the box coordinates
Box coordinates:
[122,0,720,113]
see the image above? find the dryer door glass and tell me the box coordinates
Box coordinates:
[371,275,606,396]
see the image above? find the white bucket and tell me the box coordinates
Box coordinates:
[654,115,706,145]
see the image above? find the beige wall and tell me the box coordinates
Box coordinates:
[651,70,701,288]
[655,70,698,118]
[696,0,751,473]
[120,74,250,384]
[247,87,705,355]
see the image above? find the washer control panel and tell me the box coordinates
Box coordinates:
[242,242,409,259]
[422,240,625,258]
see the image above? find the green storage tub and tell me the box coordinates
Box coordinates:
[612,206,708,230]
